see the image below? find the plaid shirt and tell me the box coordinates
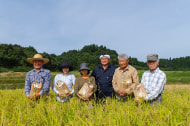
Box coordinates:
[141,67,166,100]
[25,68,51,97]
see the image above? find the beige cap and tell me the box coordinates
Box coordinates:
[147,54,158,61]
[27,54,49,64]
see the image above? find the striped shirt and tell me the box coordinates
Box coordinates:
[141,67,166,100]
[25,68,51,97]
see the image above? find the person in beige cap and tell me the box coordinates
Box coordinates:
[140,54,166,105]
[25,54,51,99]
[112,54,139,101]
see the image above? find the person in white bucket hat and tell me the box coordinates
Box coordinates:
[25,54,51,99]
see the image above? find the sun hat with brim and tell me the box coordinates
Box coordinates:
[79,63,90,71]
[27,54,49,64]
[58,61,73,71]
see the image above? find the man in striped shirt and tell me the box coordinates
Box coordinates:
[141,54,166,105]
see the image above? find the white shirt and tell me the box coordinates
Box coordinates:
[52,73,76,94]
[141,67,166,100]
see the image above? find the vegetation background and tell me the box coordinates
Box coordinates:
[1,44,190,73]
[0,44,190,125]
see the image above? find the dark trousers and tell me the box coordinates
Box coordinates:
[146,94,162,105]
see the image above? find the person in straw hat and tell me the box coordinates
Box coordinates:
[140,54,166,105]
[25,53,51,99]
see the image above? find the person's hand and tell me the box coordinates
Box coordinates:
[27,96,32,99]
[125,88,133,95]
[77,93,85,100]
[59,92,65,98]
[35,93,41,99]
[83,92,93,100]
[77,93,88,101]
[65,92,71,98]
[117,90,127,97]
[77,92,93,101]
[135,96,145,103]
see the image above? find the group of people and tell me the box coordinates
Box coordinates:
[25,53,166,105]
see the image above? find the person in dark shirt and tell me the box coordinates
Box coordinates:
[91,53,117,99]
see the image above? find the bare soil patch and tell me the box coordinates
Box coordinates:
[165,84,190,90]
[0,72,26,77]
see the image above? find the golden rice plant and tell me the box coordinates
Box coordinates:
[0,87,189,126]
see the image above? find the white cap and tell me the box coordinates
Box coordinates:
[99,54,110,59]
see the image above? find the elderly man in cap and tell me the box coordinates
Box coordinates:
[91,53,117,99]
[25,54,51,99]
[112,54,139,101]
[141,54,166,104]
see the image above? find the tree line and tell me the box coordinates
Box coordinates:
[0,44,189,72]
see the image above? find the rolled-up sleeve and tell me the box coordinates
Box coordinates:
[145,74,166,100]
[112,69,119,92]
[74,78,79,95]
[52,76,59,94]
[25,72,31,97]
[71,75,76,94]
[132,69,139,85]
[39,70,51,95]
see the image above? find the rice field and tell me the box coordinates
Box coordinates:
[0,86,189,125]
[0,71,190,89]
[0,71,190,125]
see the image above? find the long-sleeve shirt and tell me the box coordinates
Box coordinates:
[52,73,76,95]
[112,65,139,92]
[25,68,51,97]
[141,67,166,100]
[91,64,117,98]
[74,76,97,95]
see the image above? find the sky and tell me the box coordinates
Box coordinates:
[0,0,190,62]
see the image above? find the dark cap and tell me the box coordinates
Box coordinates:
[147,54,158,61]
[58,61,73,71]
[79,63,90,71]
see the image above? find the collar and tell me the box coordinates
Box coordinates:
[62,73,69,76]
[149,67,159,73]
[99,64,112,69]
[32,68,44,72]
[119,65,129,72]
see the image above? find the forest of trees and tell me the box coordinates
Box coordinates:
[0,43,190,72]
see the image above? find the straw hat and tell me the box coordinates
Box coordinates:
[27,54,49,64]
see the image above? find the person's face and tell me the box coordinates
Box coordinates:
[119,58,129,69]
[101,57,110,66]
[33,60,43,70]
[147,60,159,71]
[62,68,69,74]
[81,69,88,76]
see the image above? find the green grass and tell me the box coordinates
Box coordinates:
[0,71,190,89]
[165,71,190,84]
[0,88,189,125]
[0,71,190,125]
